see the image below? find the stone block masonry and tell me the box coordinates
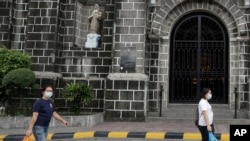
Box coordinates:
[26,0,59,72]
[52,4,113,112]
[0,0,11,47]
[9,0,30,50]
[56,0,113,78]
[0,0,115,116]
[113,0,146,73]
[105,73,148,121]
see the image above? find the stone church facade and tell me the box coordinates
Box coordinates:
[1,0,250,120]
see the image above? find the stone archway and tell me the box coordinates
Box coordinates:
[169,11,229,103]
[149,0,247,110]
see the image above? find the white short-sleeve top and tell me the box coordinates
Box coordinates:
[198,98,213,126]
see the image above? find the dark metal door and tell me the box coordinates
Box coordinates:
[169,12,228,103]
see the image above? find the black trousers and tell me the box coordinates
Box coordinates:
[198,124,215,141]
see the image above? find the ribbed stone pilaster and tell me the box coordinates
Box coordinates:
[0,0,11,47]
[10,0,29,50]
[234,37,250,112]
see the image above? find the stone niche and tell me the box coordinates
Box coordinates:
[74,0,105,48]
[104,73,149,121]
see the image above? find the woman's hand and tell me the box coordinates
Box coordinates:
[26,129,33,136]
[207,125,212,131]
[62,120,69,126]
[53,112,69,126]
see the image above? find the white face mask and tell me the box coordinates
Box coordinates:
[207,93,212,100]
[45,92,53,98]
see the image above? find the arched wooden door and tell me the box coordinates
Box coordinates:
[169,12,229,103]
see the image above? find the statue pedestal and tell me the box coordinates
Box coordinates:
[85,33,101,48]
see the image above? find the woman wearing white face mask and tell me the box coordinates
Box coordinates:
[26,85,69,141]
[198,88,214,141]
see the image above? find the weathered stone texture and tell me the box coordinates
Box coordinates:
[105,73,148,121]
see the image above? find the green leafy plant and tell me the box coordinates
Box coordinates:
[2,68,37,116]
[0,46,31,104]
[2,68,35,89]
[0,47,31,78]
[63,82,94,115]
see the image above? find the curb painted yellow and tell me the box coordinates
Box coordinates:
[47,133,54,140]
[146,132,166,139]
[73,131,94,139]
[108,131,128,138]
[221,133,230,141]
[0,131,230,141]
[0,135,6,141]
[183,132,201,140]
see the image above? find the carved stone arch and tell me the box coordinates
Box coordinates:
[151,0,247,37]
[147,0,247,107]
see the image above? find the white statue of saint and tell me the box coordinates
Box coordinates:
[88,4,103,34]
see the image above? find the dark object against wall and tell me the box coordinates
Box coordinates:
[120,47,136,72]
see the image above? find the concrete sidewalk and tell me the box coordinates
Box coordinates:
[0,121,231,141]
[0,120,230,134]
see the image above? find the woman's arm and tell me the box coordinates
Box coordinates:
[53,112,69,126]
[202,110,212,131]
[26,112,38,136]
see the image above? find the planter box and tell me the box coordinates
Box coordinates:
[0,113,103,129]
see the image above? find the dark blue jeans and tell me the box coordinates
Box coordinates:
[198,124,215,141]
[33,125,48,141]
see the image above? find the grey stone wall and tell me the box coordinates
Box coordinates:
[26,0,59,72]
[104,73,148,121]
[74,1,88,46]
[54,78,105,113]
[113,0,146,73]
[238,5,250,116]
[51,0,114,112]
[235,39,250,111]
[0,0,115,114]
[57,0,76,50]
[145,40,160,111]
[0,0,11,47]
[56,0,112,78]
[2,0,250,120]
[147,0,250,115]
[10,0,29,50]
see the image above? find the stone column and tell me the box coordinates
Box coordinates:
[10,0,29,50]
[235,37,250,118]
[0,0,11,47]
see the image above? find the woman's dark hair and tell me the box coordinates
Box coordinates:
[41,85,53,92]
[200,88,211,99]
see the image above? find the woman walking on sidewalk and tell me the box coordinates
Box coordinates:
[26,85,69,141]
[198,88,214,141]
